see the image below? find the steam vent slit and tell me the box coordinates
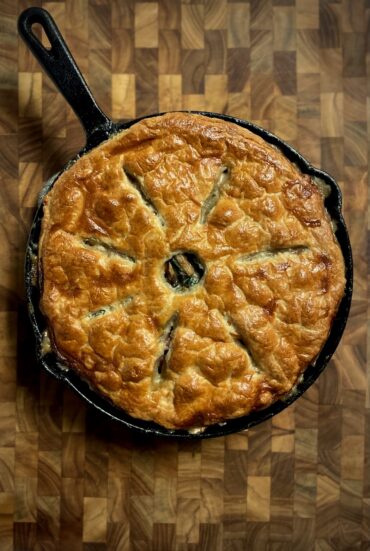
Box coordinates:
[200,166,229,223]
[225,315,261,373]
[86,296,133,320]
[82,237,136,263]
[238,245,309,263]
[164,252,205,290]
[123,167,165,225]
[154,313,179,379]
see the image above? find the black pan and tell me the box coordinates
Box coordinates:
[18,7,353,439]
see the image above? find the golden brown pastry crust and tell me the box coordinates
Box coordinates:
[39,113,345,429]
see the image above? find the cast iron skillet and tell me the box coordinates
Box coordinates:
[18,7,353,439]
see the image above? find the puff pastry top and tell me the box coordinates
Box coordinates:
[39,113,345,429]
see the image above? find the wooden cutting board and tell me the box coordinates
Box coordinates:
[0,0,368,549]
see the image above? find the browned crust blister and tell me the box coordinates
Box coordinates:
[39,113,345,429]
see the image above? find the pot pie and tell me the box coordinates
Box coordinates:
[39,113,345,429]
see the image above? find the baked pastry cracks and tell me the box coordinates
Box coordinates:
[39,113,345,429]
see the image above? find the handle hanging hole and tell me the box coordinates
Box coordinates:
[31,22,52,51]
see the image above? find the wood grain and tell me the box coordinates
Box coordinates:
[0,0,368,549]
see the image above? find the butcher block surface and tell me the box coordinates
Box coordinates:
[0,0,368,549]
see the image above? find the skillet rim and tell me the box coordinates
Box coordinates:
[25,110,353,439]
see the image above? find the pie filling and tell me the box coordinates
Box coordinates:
[38,113,346,429]
[164,252,205,290]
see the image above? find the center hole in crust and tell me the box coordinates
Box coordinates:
[164,252,205,291]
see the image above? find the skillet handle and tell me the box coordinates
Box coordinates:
[18,7,114,148]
